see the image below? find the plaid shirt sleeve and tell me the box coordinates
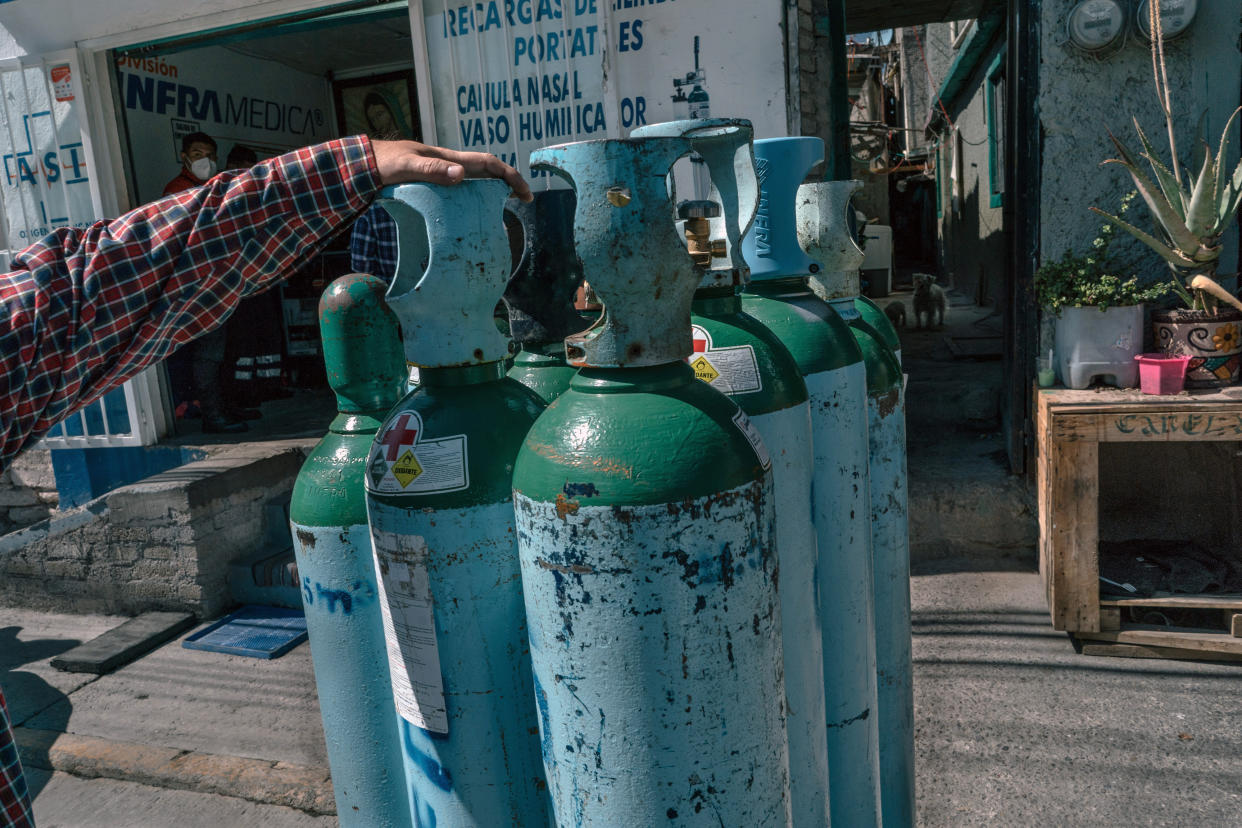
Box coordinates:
[0,135,382,469]
[349,203,399,283]
[0,685,31,828]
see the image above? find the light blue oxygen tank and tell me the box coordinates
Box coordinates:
[515,135,790,827]
[364,180,550,827]
[742,137,883,827]
[802,179,913,828]
[633,117,826,825]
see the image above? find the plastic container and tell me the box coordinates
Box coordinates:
[1054,305,1143,389]
[1135,353,1192,395]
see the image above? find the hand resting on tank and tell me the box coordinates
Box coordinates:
[371,139,532,202]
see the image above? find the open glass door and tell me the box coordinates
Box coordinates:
[0,49,167,448]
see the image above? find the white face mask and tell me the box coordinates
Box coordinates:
[190,157,217,181]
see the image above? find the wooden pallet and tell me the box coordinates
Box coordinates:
[1036,387,1242,661]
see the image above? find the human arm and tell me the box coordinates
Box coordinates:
[0,136,526,467]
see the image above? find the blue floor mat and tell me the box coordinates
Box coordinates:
[182,605,308,659]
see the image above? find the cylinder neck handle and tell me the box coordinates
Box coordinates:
[798,179,865,301]
[378,179,512,368]
[531,137,704,368]
[742,136,824,281]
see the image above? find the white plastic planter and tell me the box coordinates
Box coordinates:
[1054,305,1143,389]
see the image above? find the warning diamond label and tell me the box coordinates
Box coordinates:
[691,355,721,384]
[368,452,388,489]
[688,324,762,395]
[392,450,423,488]
[367,409,469,495]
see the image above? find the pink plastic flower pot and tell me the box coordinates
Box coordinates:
[1134,353,1192,395]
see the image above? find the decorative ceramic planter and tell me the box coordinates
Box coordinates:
[1151,308,1242,388]
[1053,305,1143,389]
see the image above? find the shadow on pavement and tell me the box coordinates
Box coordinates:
[0,626,77,802]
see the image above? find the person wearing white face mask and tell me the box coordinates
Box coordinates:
[162,132,250,433]
[163,131,220,196]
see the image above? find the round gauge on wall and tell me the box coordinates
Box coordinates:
[1135,0,1198,41]
[1067,0,1126,52]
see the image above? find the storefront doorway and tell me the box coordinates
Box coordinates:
[104,1,421,439]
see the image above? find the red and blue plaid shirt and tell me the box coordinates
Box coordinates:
[0,686,29,828]
[0,135,381,826]
[349,202,399,283]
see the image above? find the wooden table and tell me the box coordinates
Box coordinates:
[1036,386,1242,660]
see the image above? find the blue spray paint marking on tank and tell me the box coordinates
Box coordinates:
[743,138,884,826]
[401,720,453,792]
[300,578,370,614]
[801,177,913,827]
[517,135,790,825]
[410,787,438,828]
[532,673,554,759]
[289,273,412,828]
[367,179,551,827]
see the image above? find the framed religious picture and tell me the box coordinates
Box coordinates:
[332,69,421,141]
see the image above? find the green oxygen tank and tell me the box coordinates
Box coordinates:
[364,180,550,826]
[514,135,790,826]
[289,273,411,828]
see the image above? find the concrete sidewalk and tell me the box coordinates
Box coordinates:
[0,607,336,825]
[5,566,1242,826]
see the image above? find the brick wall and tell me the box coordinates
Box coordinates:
[0,450,58,534]
[795,0,838,152]
[0,440,313,617]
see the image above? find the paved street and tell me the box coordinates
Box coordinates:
[913,569,1242,826]
[6,567,1242,826]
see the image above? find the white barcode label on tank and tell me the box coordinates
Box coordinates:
[733,408,772,470]
[372,529,449,734]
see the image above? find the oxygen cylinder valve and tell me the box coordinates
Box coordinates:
[530,137,707,367]
[630,118,759,290]
[678,200,727,266]
[503,189,588,346]
[377,179,512,369]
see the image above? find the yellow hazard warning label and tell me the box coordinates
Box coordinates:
[392,449,424,488]
[690,355,720,384]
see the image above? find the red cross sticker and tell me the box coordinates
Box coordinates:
[691,325,710,355]
[379,413,418,461]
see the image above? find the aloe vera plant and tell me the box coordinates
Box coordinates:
[1090,110,1242,312]
[1089,0,1242,314]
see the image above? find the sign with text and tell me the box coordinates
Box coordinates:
[116,46,333,204]
[0,60,98,247]
[418,0,787,179]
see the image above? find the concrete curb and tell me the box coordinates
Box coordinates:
[14,726,336,816]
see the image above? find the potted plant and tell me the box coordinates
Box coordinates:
[1037,193,1171,389]
[1090,0,1242,388]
